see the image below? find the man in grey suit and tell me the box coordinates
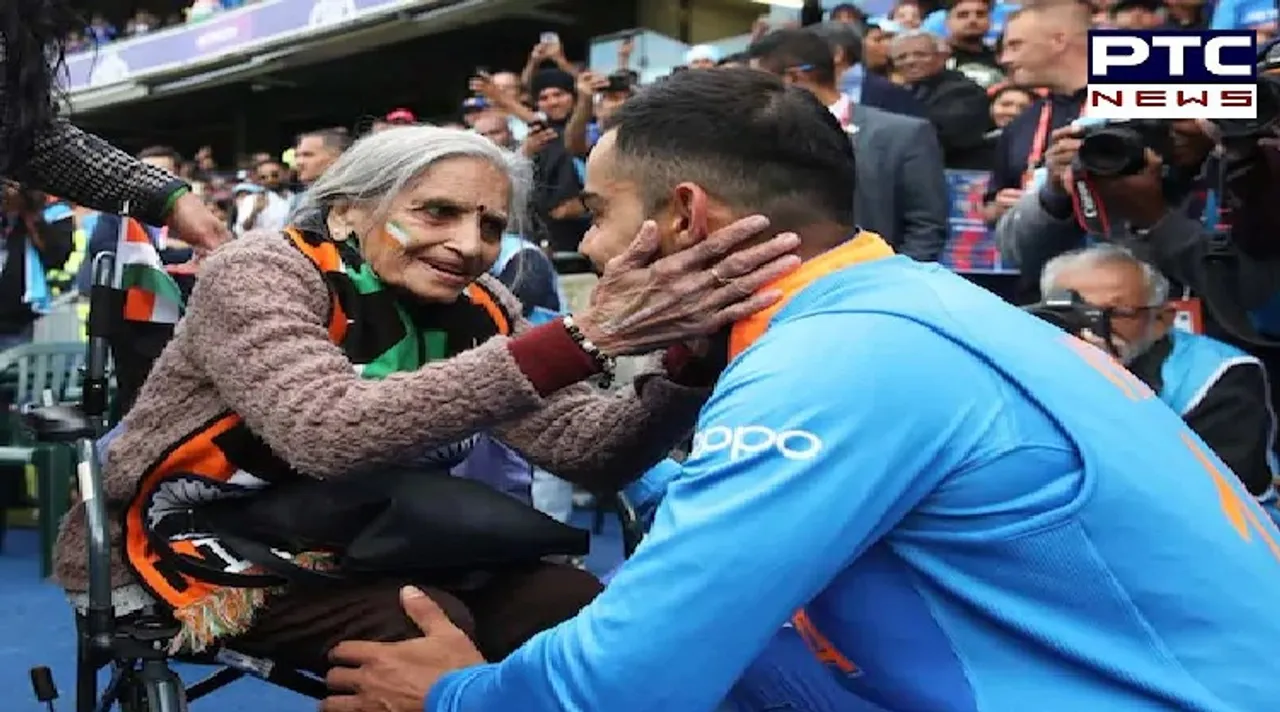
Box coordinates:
[749,29,949,262]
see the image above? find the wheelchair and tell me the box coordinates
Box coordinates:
[27,252,644,712]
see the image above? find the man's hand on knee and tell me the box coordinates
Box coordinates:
[322,587,486,712]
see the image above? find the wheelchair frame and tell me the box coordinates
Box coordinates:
[30,252,642,711]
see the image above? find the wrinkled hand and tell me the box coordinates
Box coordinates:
[321,587,485,712]
[1044,126,1081,191]
[577,216,801,356]
[165,192,230,254]
[520,127,558,157]
[1089,149,1167,227]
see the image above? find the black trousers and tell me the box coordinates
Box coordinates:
[227,562,602,673]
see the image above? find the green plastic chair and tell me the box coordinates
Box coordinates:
[0,341,85,577]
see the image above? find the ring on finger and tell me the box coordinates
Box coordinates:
[711,268,733,287]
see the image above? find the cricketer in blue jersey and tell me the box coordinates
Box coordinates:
[320,68,1280,712]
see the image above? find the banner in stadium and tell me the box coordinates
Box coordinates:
[62,0,420,91]
[940,170,1016,275]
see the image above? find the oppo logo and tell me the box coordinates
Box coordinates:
[691,425,824,462]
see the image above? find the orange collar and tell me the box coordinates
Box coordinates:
[728,231,894,359]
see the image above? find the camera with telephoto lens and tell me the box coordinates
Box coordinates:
[1024,290,1119,355]
[1075,119,1173,177]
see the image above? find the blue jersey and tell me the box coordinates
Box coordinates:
[427,233,1280,711]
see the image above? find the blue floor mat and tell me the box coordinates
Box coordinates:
[0,509,626,711]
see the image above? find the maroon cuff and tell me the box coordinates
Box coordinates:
[507,321,601,396]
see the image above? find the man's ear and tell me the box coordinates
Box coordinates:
[666,182,710,253]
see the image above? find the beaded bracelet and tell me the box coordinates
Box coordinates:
[563,314,617,388]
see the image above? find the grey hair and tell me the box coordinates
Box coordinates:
[890,29,948,53]
[292,124,532,236]
[1040,244,1171,306]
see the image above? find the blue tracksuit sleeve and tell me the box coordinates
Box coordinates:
[426,313,960,712]
[622,457,680,513]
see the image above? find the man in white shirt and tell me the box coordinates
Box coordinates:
[234,158,294,236]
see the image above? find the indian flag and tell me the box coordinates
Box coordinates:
[115,217,184,324]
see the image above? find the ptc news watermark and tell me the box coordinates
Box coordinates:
[1087,30,1257,119]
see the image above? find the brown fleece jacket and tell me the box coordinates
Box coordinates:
[54,230,708,592]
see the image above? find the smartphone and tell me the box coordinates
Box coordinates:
[475,65,490,76]
[540,31,560,46]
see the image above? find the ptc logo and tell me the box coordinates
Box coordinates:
[1087,30,1257,119]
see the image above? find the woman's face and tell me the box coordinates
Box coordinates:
[330,156,511,303]
[991,89,1033,127]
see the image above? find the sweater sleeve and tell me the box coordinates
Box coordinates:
[180,235,597,478]
[15,119,186,225]
[472,274,712,490]
[494,366,710,491]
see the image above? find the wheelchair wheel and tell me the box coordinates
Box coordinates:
[119,662,188,712]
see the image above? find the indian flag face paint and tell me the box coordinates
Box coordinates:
[385,220,413,247]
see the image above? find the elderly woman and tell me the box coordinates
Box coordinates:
[52,126,794,673]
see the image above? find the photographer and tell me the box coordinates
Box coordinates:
[993,118,1280,333]
[1038,245,1276,499]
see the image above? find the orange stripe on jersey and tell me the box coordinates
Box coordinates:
[729,232,894,359]
[792,609,861,676]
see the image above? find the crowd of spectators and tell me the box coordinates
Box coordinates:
[17,0,1278,505]
[65,0,257,51]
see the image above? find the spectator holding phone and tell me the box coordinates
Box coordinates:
[469,70,541,140]
[565,70,635,158]
[521,68,592,253]
[519,32,578,94]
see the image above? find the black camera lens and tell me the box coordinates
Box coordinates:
[1077,131,1137,176]
[1079,130,1148,176]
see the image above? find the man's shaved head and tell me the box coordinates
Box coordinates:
[1022,0,1092,33]
[1001,0,1091,90]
